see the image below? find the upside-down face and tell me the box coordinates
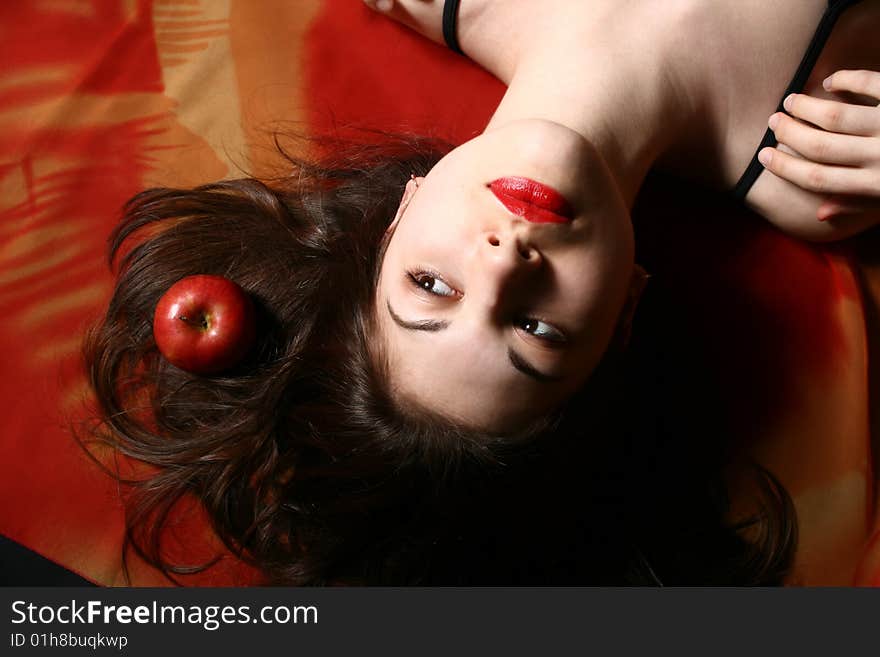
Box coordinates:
[375,119,637,433]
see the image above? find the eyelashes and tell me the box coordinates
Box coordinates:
[406,269,459,298]
[515,318,566,343]
[404,268,567,344]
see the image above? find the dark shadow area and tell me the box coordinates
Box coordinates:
[0,535,96,586]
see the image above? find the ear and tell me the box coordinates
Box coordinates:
[385,176,421,235]
[615,264,650,348]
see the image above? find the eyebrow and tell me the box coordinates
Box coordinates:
[386,299,450,332]
[506,348,564,383]
[386,300,563,384]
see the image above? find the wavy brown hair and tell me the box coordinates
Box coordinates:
[81,133,797,585]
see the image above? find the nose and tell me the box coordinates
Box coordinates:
[485,229,542,262]
[476,229,543,312]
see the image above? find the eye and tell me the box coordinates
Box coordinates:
[516,317,566,344]
[406,270,459,298]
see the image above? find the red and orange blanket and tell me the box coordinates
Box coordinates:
[0,0,877,585]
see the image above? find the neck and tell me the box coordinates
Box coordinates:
[463,1,702,207]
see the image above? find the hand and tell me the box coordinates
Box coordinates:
[759,69,880,221]
[365,0,395,10]
[362,0,446,46]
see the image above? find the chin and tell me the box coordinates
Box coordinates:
[501,126,608,216]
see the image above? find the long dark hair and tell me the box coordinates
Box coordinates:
[80,133,796,585]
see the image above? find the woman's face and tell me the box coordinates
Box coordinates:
[375,119,635,433]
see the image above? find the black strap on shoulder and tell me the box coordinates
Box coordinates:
[731,0,861,200]
[443,0,464,55]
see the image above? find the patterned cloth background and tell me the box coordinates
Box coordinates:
[0,0,877,585]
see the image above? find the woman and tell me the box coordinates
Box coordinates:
[83,0,877,584]
[365,0,880,433]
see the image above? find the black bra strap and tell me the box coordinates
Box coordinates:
[731,0,861,200]
[443,0,464,55]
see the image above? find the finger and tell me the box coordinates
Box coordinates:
[363,0,395,11]
[361,0,445,44]
[769,112,877,165]
[758,146,879,195]
[823,69,880,101]
[784,93,879,136]
[817,194,880,221]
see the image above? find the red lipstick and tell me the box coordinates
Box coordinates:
[489,177,573,224]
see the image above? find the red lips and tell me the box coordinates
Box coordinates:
[489,177,573,224]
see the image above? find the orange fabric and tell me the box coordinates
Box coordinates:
[0,0,877,585]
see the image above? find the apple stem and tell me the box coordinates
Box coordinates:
[178,314,208,330]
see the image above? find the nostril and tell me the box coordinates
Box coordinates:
[488,235,500,247]
[518,244,540,261]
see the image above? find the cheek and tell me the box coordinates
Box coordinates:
[394,216,471,275]
[555,266,626,357]
[378,228,420,289]
[556,263,607,318]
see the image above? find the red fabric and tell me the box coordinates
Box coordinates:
[0,0,877,585]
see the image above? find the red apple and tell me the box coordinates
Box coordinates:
[152,275,256,374]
